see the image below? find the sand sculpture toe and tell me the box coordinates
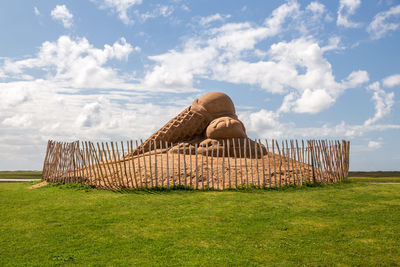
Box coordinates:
[137,92,265,157]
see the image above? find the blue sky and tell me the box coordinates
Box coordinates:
[0,0,399,171]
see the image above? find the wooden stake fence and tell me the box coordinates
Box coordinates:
[42,139,350,190]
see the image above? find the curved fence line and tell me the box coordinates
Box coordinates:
[42,139,350,190]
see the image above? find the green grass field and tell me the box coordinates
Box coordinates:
[0,171,42,179]
[1,180,399,266]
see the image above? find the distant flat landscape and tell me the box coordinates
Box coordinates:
[0,171,42,180]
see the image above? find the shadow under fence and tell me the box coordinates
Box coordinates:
[42,139,350,190]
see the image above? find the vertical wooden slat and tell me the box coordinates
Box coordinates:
[42,141,51,180]
[51,142,60,183]
[89,142,100,188]
[310,140,318,183]
[129,141,138,188]
[320,140,329,183]
[200,145,204,190]
[195,143,198,189]
[135,140,143,188]
[105,142,115,186]
[315,141,323,183]
[296,140,303,184]
[333,141,339,181]
[276,141,282,186]
[82,142,89,184]
[285,140,290,185]
[317,140,325,183]
[172,142,175,187]
[42,140,54,181]
[232,138,238,188]
[148,141,153,187]
[288,140,293,185]
[238,138,243,186]
[189,145,193,189]
[248,139,253,186]
[210,144,214,189]
[340,141,346,180]
[87,141,96,186]
[324,140,331,181]
[227,139,231,188]
[66,143,71,183]
[183,143,187,188]
[166,141,170,189]
[160,140,164,188]
[84,142,94,186]
[280,141,286,185]
[258,140,265,188]
[335,140,342,182]
[65,142,72,183]
[265,140,271,188]
[205,143,209,190]
[177,144,181,185]
[105,142,117,187]
[222,140,225,190]
[89,142,102,188]
[70,143,75,183]
[140,140,148,188]
[295,140,303,185]
[305,140,310,182]
[42,141,50,181]
[101,142,114,188]
[154,140,158,188]
[85,142,94,187]
[216,142,220,190]
[121,141,130,188]
[96,142,110,188]
[244,138,249,186]
[115,142,126,188]
[61,142,67,183]
[254,140,260,188]
[114,142,126,188]
[341,140,346,180]
[80,142,87,185]
[271,139,277,187]
[308,141,315,183]
[290,140,297,185]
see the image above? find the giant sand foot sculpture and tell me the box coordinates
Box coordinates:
[135,92,265,157]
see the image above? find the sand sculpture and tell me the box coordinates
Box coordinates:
[137,92,265,157]
[42,91,350,189]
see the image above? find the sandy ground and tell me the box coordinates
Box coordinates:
[28,181,48,189]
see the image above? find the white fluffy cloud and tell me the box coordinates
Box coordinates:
[141,1,369,114]
[199,13,231,26]
[240,107,399,140]
[382,74,400,88]
[145,28,369,113]
[137,5,174,22]
[306,1,325,15]
[368,140,382,150]
[1,35,137,89]
[91,0,142,24]
[368,5,400,39]
[337,0,362,28]
[51,5,74,28]
[364,82,395,126]
[34,7,40,16]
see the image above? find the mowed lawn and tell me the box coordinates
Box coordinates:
[1,181,400,266]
